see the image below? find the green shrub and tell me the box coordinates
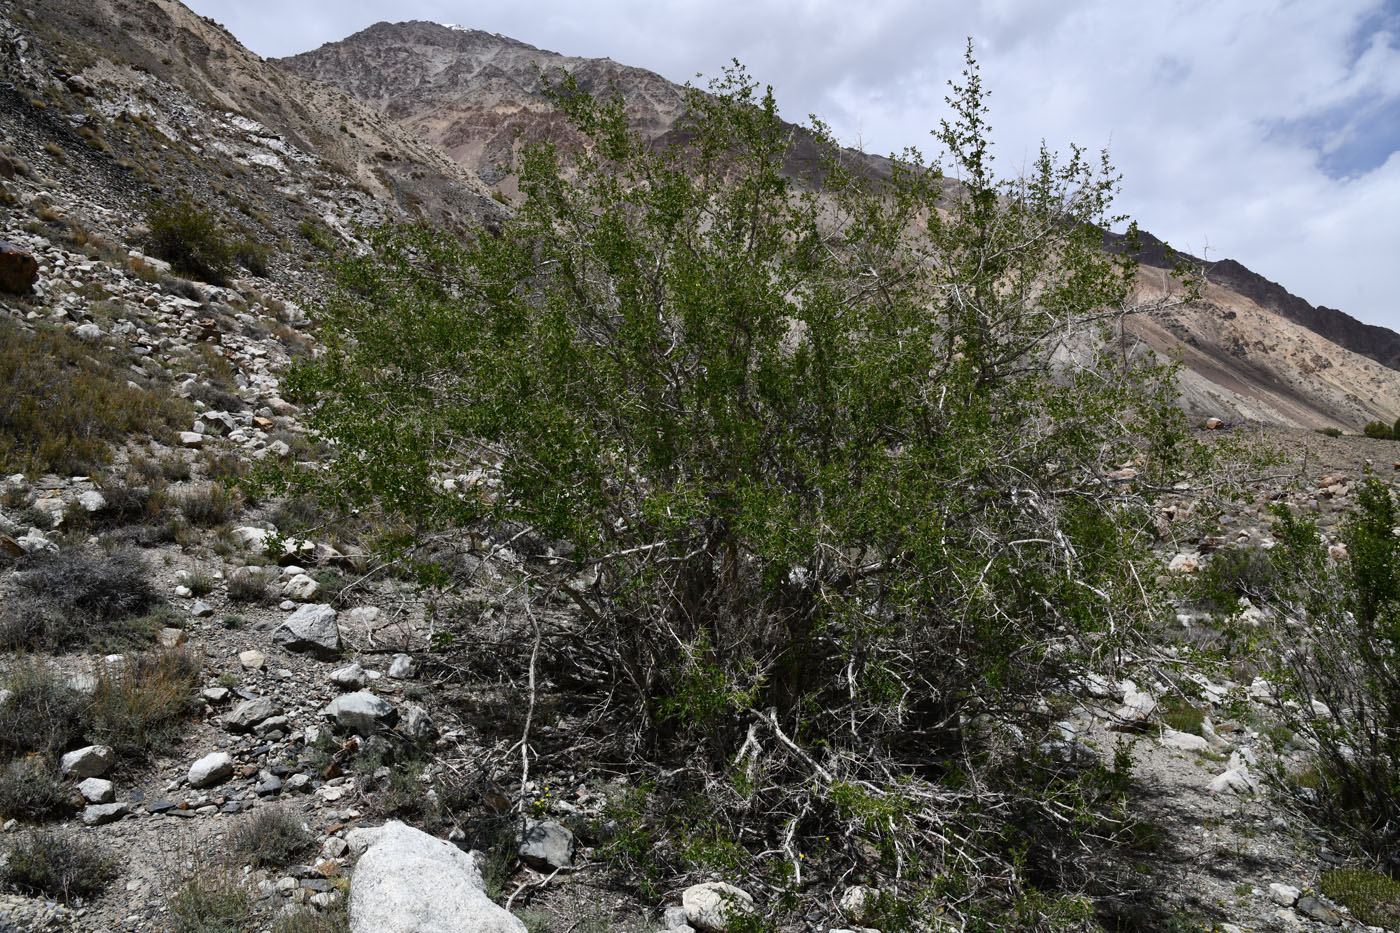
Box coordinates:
[228,807,314,868]
[146,196,236,285]
[1314,426,1343,438]
[1320,868,1400,927]
[234,237,270,278]
[1189,543,1277,614]
[169,870,250,933]
[0,756,76,822]
[280,51,1207,913]
[2,830,116,903]
[1266,479,1400,870]
[1362,421,1395,440]
[0,317,189,475]
[0,547,158,650]
[0,664,91,759]
[88,649,200,761]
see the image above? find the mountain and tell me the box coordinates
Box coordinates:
[6,0,502,242]
[278,20,1400,432]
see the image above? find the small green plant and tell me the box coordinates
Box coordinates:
[1319,868,1400,927]
[1161,701,1206,736]
[1314,426,1343,438]
[169,870,251,933]
[228,807,314,868]
[2,830,116,903]
[184,567,216,597]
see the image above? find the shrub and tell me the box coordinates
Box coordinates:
[282,51,1206,913]
[1319,868,1400,928]
[179,483,241,527]
[2,830,116,902]
[0,664,91,759]
[146,196,236,285]
[0,756,76,822]
[1265,479,1400,871]
[1314,426,1343,438]
[88,649,200,761]
[1362,421,1395,440]
[0,547,158,650]
[1189,542,1277,614]
[228,807,314,868]
[226,567,270,604]
[169,870,250,933]
[0,317,189,475]
[272,904,349,933]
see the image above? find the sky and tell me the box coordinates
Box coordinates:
[184,0,1400,331]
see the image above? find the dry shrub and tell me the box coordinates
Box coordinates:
[2,830,116,903]
[0,316,189,475]
[88,648,200,761]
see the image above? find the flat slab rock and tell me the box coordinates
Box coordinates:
[348,821,525,933]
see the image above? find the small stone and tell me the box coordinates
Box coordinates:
[76,490,106,512]
[60,745,115,779]
[158,626,188,648]
[240,650,266,670]
[191,601,214,618]
[255,772,283,796]
[173,585,193,598]
[1204,417,1224,430]
[387,654,416,679]
[400,703,436,743]
[202,687,231,704]
[178,431,204,449]
[322,836,349,858]
[1295,895,1342,925]
[329,662,366,690]
[81,802,131,826]
[188,752,235,789]
[1269,883,1300,907]
[285,773,312,794]
[1158,729,1210,752]
[77,778,115,804]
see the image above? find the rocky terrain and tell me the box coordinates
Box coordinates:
[1,2,1399,932]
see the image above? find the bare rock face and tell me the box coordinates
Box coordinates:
[0,240,38,294]
[348,821,526,933]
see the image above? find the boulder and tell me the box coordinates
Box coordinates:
[682,882,755,932]
[517,820,574,870]
[227,696,279,733]
[81,802,131,826]
[348,821,526,933]
[77,778,115,804]
[60,745,114,779]
[1208,766,1259,796]
[282,573,320,601]
[326,692,398,735]
[188,751,234,788]
[400,704,436,743]
[388,654,417,679]
[0,240,38,294]
[272,604,341,660]
[1269,883,1300,907]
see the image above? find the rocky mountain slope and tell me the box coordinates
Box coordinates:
[280,20,1400,433]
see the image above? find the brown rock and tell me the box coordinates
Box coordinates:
[0,240,38,294]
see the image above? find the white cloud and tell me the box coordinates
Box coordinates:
[186,0,1400,329]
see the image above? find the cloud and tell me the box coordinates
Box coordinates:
[186,0,1400,330]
